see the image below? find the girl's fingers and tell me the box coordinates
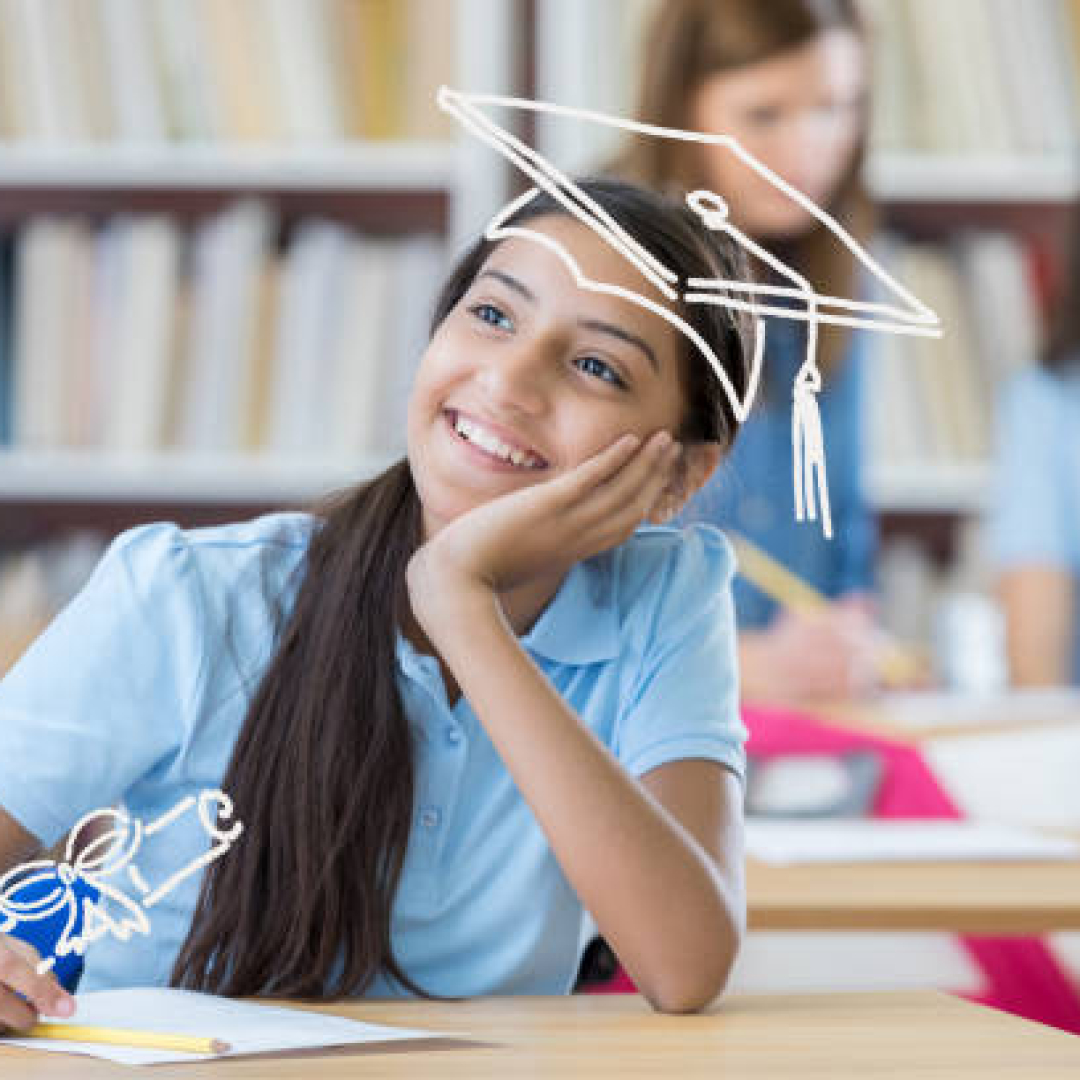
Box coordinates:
[551,433,643,496]
[0,938,72,1023]
[524,431,676,542]
[580,432,680,528]
[0,985,38,1033]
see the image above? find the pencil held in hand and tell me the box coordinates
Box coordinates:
[727,531,926,689]
[24,1022,230,1054]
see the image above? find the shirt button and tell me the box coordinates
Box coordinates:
[420,807,441,829]
[445,725,462,746]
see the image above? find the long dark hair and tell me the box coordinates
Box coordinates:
[611,0,874,376]
[170,179,752,998]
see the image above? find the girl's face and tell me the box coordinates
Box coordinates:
[689,28,866,240]
[408,215,691,541]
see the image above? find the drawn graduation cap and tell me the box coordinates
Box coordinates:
[437,87,942,540]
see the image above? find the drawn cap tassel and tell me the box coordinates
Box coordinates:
[791,365,833,539]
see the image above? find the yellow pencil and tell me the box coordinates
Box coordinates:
[25,1023,229,1055]
[728,531,826,616]
[727,530,925,688]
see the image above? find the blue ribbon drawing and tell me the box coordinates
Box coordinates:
[0,790,242,974]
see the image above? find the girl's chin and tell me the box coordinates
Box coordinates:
[750,208,817,242]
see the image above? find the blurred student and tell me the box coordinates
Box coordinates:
[611,0,880,702]
[990,209,1080,686]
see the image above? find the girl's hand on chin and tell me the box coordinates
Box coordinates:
[408,429,682,605]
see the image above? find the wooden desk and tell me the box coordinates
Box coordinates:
[1,992,1079,1078]
[744,696,1080,933]
[747,847,1080,932]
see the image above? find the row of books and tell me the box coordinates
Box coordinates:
[0,216,1043,471]
[0,202,447,459]
[861,0,1080,156]
[868,230,1043,469]
[0,0,458,146]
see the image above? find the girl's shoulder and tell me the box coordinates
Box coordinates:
[102,512,320,704]
[104,511,318,634]
[113,511,317,573]
[608,523,736,627]
[108,508,313,578]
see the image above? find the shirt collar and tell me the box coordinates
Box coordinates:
[395,550,620,677]
[519,550,619,665]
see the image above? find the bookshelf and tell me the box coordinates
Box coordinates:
[0,0,521,536]
[0,449,395,505]
[866,153,1080,204]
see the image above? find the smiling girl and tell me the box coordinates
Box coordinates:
[0,179,752,1022]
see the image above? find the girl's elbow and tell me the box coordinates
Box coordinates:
[645,925,744,1015]
[645,966,732,1015]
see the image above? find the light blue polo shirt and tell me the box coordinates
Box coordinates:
[988,366,1080,682]
[0,511,745,997]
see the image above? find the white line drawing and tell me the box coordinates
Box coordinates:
[437,87,943,538]
[0,790,243,975]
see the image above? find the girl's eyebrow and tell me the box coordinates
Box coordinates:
[478,267,659,374]
[578,318,658,375]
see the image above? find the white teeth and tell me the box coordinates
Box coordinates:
[452,413,542,469]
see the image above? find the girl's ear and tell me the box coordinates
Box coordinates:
[647,441,724,524]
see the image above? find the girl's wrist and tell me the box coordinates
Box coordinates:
[409,553,501,643]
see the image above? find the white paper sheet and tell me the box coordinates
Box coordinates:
[925,725,1080,828]
[874,688,1080,731]
[1,987,443,1066]
[746,819,1080,865]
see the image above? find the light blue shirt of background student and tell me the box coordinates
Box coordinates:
[0,512,745,996]
[988,365,1080,683]
[677,319,875,627]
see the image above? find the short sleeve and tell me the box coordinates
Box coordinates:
[615,525,747,782]
[0,523,204,845]
[987,369,1070,567]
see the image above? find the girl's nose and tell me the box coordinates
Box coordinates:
[476,342,550,414]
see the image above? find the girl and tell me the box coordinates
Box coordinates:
[0,179,752,1023]
[612,0,880,701]
[990,208,1080,685]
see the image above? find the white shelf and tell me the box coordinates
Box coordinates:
[0,451,397,504]
[867,463,991,513]
[867,152,1080,202]
[0,143,460,192]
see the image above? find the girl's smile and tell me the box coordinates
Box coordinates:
[442,408,549,471]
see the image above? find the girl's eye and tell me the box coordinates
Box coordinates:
[575,355,627,389]
[744,106,782,127]
[470,302,513,331]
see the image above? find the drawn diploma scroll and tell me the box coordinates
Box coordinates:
[0,790,243,975]
[437,87,943,538]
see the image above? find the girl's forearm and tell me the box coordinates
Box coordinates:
[423,584,742,1013]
